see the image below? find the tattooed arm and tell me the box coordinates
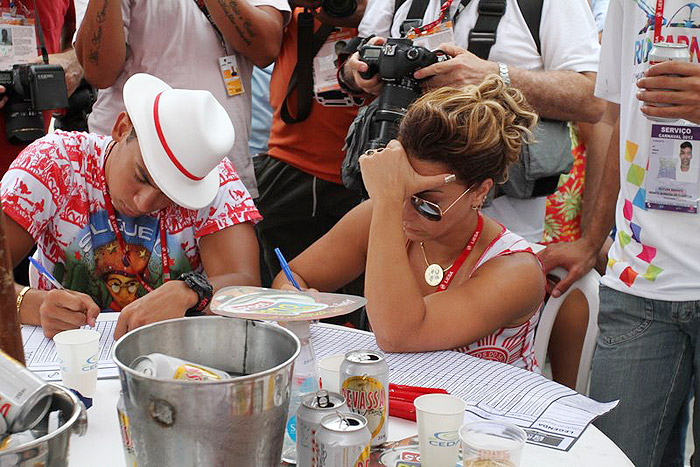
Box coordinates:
[74,0,125,89]
[203,0,285,68]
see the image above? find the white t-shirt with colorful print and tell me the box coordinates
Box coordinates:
[596,0,700,300]
[1,131,261,311]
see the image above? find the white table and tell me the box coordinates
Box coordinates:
[69,380,633,467]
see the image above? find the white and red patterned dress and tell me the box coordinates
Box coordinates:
[451,227,544,372]
[1,131,261,311]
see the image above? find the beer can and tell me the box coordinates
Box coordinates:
[0,349,53,433]
[0,429,48,466]
[316,412,371,467]
[646,42,691,122]
[340,350,389,446]
[131,353,231,381]
[296,390,349,467]
[117,392,137,467]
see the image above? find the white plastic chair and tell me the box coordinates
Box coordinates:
[530,244,601,395]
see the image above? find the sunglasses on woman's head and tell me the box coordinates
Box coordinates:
[410,186,473,222]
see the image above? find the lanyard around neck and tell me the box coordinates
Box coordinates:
[437,212,483,291]
[101,144,171,293]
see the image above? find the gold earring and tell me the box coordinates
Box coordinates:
[472,198,484,211]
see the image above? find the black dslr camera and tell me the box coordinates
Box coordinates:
[0,63,68,144]
[359,38,447,150]
[321,0,357,17]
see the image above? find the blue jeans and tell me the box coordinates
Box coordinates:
[590,285,700,467]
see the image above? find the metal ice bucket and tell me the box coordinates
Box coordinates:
[0,384,87,467]
[113,316,300,466]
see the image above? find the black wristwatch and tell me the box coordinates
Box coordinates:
[179,271,213,316]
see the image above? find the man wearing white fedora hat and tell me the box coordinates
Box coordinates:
[1,73,262,339]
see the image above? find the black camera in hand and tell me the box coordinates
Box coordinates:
[0,63,68,145]
[358,38,447,150]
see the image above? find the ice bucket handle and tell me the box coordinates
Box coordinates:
[72,400,88,437]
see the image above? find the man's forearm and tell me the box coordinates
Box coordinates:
[204,0,284,68]
[581,105,621,253]
[74,0,125,89]
[509,69,605,122]
[579,107,616,229]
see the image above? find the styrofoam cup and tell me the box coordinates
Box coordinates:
[318,354,345,394]
[53,329,100,397]
[460,420,527,467]
[414,393,466,466]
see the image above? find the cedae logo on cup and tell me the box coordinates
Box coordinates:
[82,353,99,372]
[429,431,459,447]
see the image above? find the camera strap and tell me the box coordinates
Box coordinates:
[467,0,506,60]
[281,13,335,124]
[31,0,48,63]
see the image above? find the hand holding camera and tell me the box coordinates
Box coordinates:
[344,36,386,96]
[413,43,499,90]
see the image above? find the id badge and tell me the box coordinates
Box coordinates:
[313,29,356,106]
[406,21,455,50]
[219,55,244,97]
[644,122,700,213]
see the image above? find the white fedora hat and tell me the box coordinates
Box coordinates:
[122,73,235,210]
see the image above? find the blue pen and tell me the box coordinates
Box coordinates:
[274,248,301,291]
[28,257,64,290]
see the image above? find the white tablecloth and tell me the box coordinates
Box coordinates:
[69,380,632,467]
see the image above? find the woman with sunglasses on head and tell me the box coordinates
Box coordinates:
[272,76,545,370]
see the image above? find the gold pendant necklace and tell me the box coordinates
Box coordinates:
[420,242,454,287]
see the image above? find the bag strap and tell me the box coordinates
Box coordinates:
[281,14,335,124]
[467,0,506,60]
[398,0,433,35]
[516,0,543,56]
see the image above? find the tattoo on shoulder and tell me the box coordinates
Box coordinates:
[216,0,255,46]
[88,1,109,65]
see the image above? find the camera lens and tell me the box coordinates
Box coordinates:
[321,0,357,17]
[406,48,419,60]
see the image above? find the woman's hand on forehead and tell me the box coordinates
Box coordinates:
[359,139,456,203]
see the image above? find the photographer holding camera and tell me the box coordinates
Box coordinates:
[339,0,605,243]
[0,0,82,175]
[254,0,366,313]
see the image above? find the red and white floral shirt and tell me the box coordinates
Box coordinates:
[1,131,261,311]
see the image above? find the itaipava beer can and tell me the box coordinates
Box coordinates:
[0,349,53,433]
[297,389,349,467]
[316,412,371,467]
[340,349,389,446]
[646,42,690,122]
[131,353,231,381]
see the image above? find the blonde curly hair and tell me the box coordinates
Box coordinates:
[397,75,538,186]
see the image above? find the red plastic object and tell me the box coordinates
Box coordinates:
[389,398,417,421]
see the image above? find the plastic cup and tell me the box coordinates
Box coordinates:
[318,354,345,394]
[413,393,466,467]
[459,420,527,467]
[53,329,100,397]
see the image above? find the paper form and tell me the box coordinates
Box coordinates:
[21,313,120,381]
[311,324,618,451]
